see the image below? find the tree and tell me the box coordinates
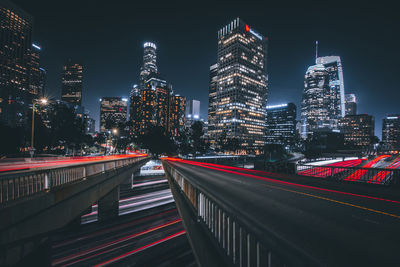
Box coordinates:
[0,122,25,157]
[139,126,175,157]
[190,121,208,156]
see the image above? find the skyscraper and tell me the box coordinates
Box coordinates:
[301,55,346,138]
[211,18,268,153]
[382,115,400,150]
[0,0,33,126]
[27,43,42,96]
[169,95,186,137]
[139,42,157,90]
[207,63,218,142]
[100,97,127,132]
[185,99,200,128]
[266,103,297,149]
[345,93,357,115]
[129,85,141,136]
[61,61,83,106]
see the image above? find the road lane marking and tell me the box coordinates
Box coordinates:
[261,183,400,220]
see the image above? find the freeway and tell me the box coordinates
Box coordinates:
[165,158,400,266]
[0,154,147,173]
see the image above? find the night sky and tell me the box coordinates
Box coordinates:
[12,1,400,138]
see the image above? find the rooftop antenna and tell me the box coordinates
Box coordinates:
[315,40,319,63]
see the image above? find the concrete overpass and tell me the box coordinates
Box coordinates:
[0,154,150,265]
[163,158,400,266]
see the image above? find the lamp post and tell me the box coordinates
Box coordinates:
[30,98,48,157]
[112,128,118,154]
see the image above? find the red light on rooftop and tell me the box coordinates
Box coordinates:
[245,24,250,32]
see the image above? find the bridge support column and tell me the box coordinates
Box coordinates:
[98,186,120,222]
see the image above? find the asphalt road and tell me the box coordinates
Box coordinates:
[166,159,400,266]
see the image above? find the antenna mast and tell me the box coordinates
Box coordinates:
[315,40,319,63]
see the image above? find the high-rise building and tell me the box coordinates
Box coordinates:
[27,43,41,96]
[169,95,186,137]
[139,87,156,134]
[207,63,218,142]
[38,67,46,97]
[61,61,83,106]
[100,97,127,132]
[345,93,357,116]
[84,114,95,135]
[0,0,33,126]
[382,115,400,150]
[338,114,375,148]
[185,99,200,128]
[301,55,346,138]
[139,42,157,90]
[210,18,268,153]
[129,84,141,136]
[266,103,297,149]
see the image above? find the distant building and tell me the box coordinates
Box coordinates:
[27,43,42,96]
[338,114,375,148]
[169,95,186,137]
[301,55,346,138]
[207,63,218,143]
[345,93,357,115]
[84,114,95,134]
[38,68,47,97]
[129,85,141,136]
[266,103,297,149]
[61,61,83,106]
[100,97,127,132]
[185,99,200,127]
[382,115,400,150]
[0,0,33,126]
[210,18,268,153]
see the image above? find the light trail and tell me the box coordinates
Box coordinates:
[53,219,182,266]
[93,230,186,267]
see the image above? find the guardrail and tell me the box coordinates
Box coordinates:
[163,160,317,267]
[296,164,400,185]
[0,155,149,205]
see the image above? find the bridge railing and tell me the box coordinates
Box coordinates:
[296,164,400,185]
[163,160,318,267]
[0,155,149,205]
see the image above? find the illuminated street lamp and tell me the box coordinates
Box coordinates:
[30,98,48,157]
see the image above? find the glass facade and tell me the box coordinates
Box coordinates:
[210,18,268,154]
[382,115,400,150]
[0,0,33,126]
[207,63,218,142]
[345,93,357,116]
[266,103,296,149]
[139,42,157,90]
[61,61,83,106]
[169,95,186,137]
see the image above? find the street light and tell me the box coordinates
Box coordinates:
[30,98,48,157]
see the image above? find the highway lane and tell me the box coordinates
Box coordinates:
[166,159,400,266]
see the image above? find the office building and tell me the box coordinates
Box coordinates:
[338,114,375,148]
[301,55,346,138]
[61,61,83,106]
[185,99,200,128]
[84,114,95,135]
[100,97,127,132]
[345,93,357,115]
[129,85,141,136]
[169,95,186,137]
[210,18,268,153]
[266,103,297,149]
[382,115,400,150]
[207,63,218,142]
[0,0,33,126]
[27,43,42,96]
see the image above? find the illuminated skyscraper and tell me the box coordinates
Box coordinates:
[129,85,141,136]
[301,54,346,138]
[169,95,186,137]
[185,99,200,128]
[207,63,218,142]
[100,97,127,132]
[345,93,357,115]
[0,0,33,126]
[139,42,157,90]
[27,43,42,96]
[61,61,83,106]
[338,114,374,148]
[211,18,268,153]
[382,115,400,150]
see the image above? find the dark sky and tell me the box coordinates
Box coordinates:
[12,1,400,138]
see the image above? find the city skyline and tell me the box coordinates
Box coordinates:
[10,1,400,138]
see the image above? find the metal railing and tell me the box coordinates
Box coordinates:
[163,161,317,267]
[0,156,149,204]
[296,164,400,185]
